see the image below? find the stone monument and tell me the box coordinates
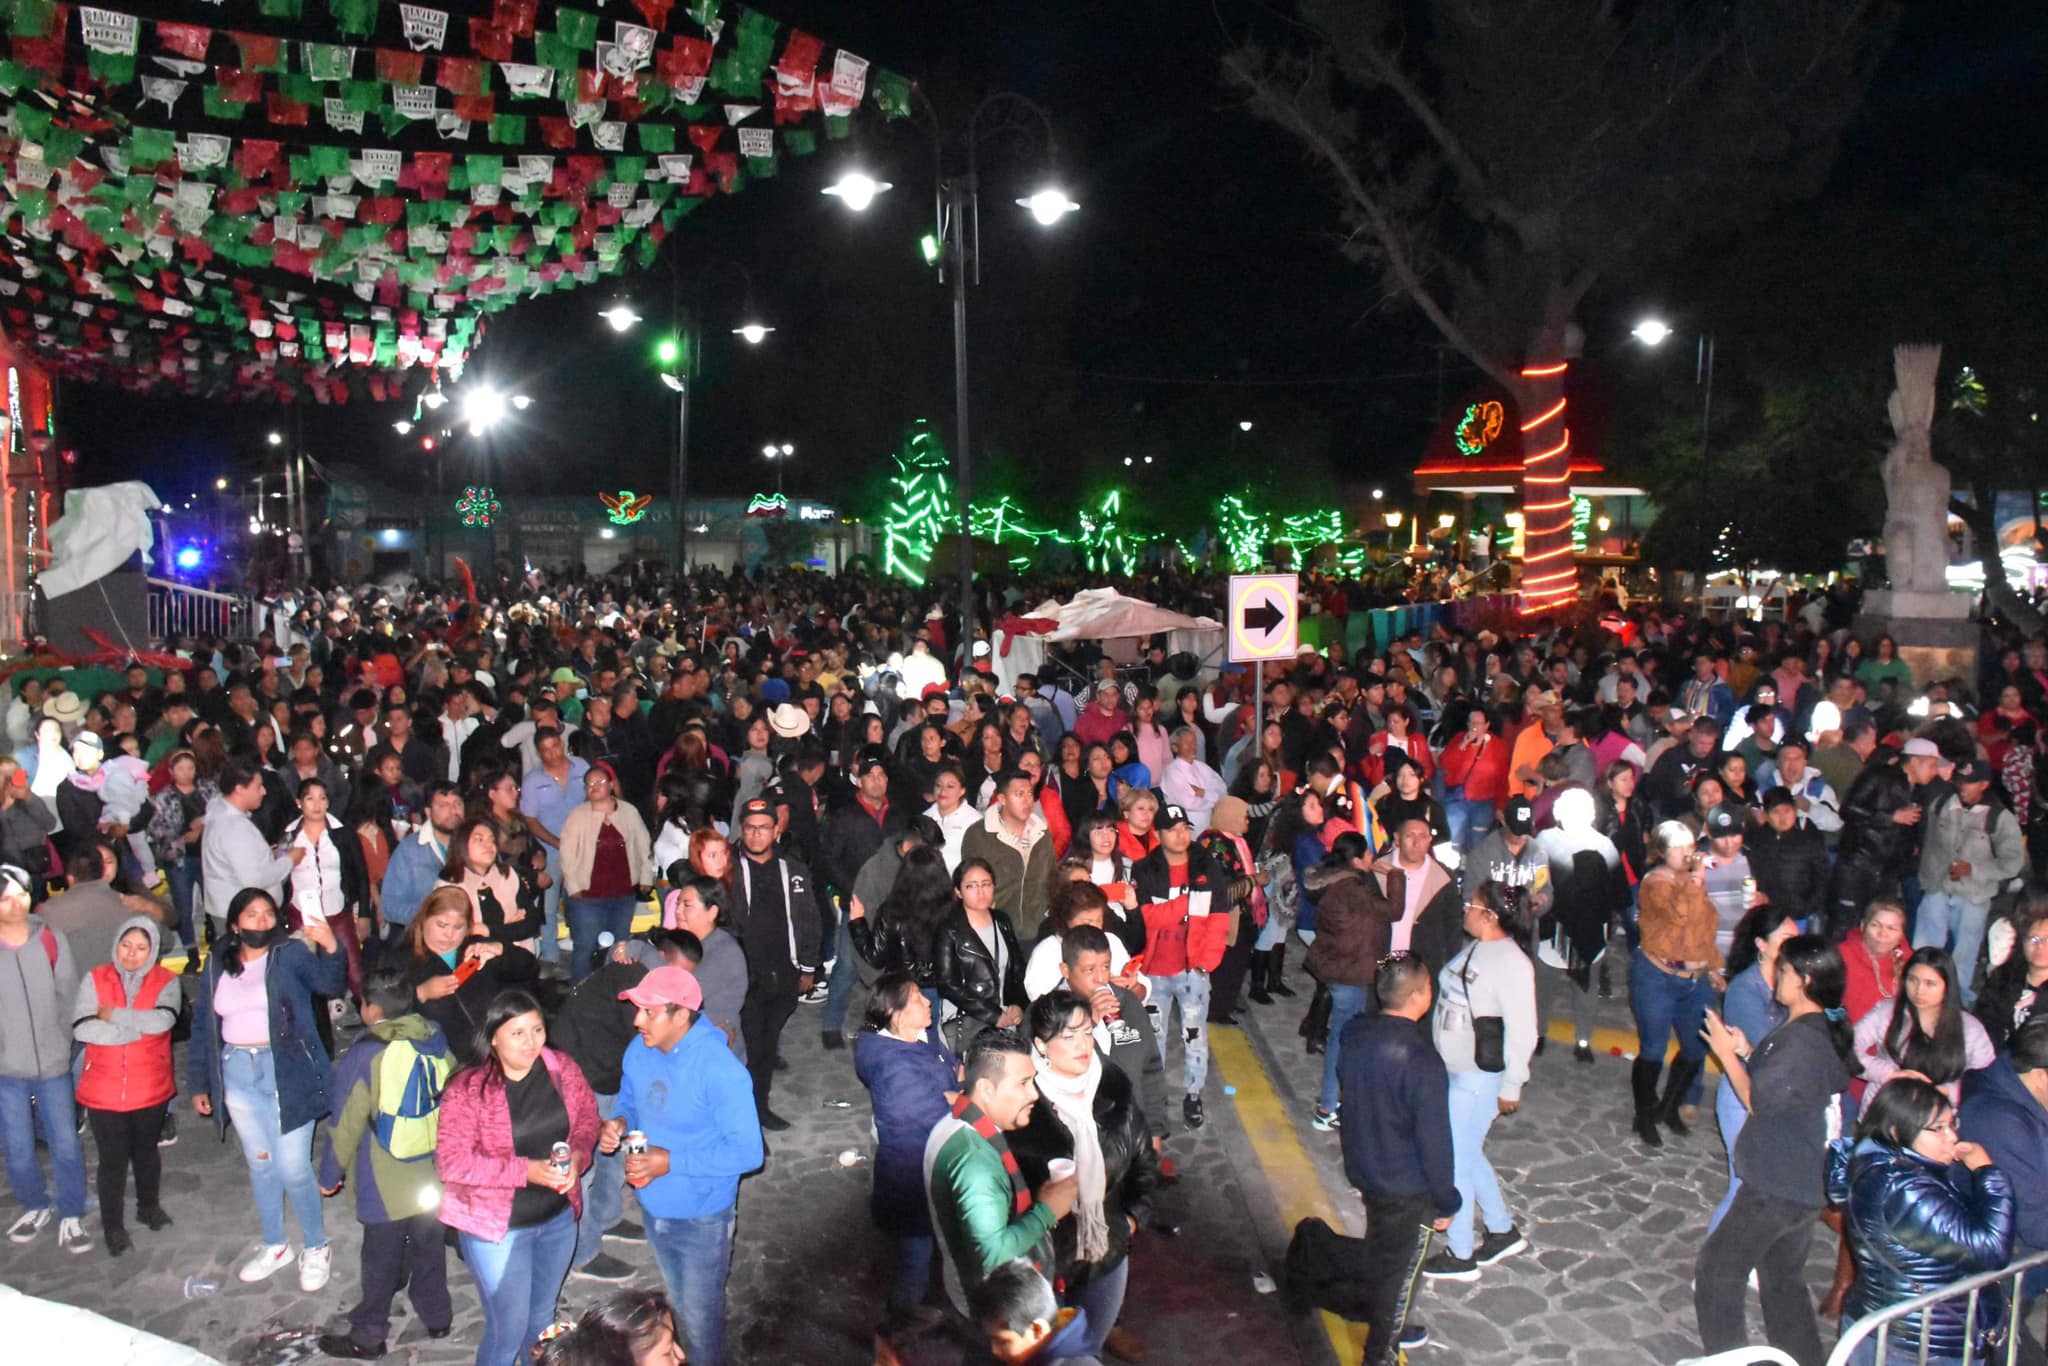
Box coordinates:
[1857,343,1975,687]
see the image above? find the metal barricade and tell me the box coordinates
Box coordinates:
[1825,1248,2048,1366]
[146,578,253,643]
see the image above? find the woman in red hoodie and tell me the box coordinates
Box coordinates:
[1439,705,1509,859]
[437,989,600,1366]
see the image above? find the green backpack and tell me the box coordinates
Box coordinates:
[372,1038,451,1160]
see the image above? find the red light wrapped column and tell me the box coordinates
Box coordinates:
[1518,360,1577,614]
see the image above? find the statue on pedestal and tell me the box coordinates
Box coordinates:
[1879,343,1949,595]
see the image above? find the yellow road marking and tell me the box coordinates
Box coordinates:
[1209,1027,1371,1361]
[1211,1010,1711,1362]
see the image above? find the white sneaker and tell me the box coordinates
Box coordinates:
[7,1208,50,1243]
[238,1242,295,1283]
[57,1217,92,1255]
[298,1242,332,1292]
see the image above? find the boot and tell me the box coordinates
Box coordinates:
[1631,1057,1665,1148]
[1301,983,1333,1056]
[1248,950,1273,1006]
[1659,1058,1704,1137]
[1817,1208,1854,1320]
[1269,944,1298,998]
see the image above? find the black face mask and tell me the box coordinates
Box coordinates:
[238,924,281,950]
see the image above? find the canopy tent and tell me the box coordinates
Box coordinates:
[991,587,1223,696]
[0,0,908,399]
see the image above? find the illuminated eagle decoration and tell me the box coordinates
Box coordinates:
[600,491,653,525]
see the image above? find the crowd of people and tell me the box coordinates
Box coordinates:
[1,558,2047,1365]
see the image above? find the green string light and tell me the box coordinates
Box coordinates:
[880,420,955,585]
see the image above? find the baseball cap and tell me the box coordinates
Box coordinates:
[852,749,890,778]
[1761,786,1797,811]
[1502,796,1535,836]
[1523,687,1560,710]
[1902,738,1941,758]
[1665,708,1692,725]
[1954,757,1992,785]
[1705,805,1743,837]
[738,797,775,824]
[620,966,703,1012]
[1158,803,1193,829]
[920,682,949,701]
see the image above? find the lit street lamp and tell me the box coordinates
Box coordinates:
[824,91,1076,666]
[266,431,283,446]
[600,303,642,333]
[820,171,891,211]
[732,322,775,345]
[762,442,794,496]
[1634,313,1717,481]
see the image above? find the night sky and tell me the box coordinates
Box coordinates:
[61,1,2048,519]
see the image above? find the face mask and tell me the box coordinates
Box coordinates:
[238,924,281,950]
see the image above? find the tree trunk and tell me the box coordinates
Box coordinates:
[1514,320,1577,614]
[1954,481,2047,637]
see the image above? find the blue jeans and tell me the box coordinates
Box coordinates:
[540,846,564,964]
[0,1072,86,1219]
[1073,1256,1130,1359]
[221,1045,325,1249]
[1709,1073,1748,1233]
[1445,1069,1511,1260]
[167,859,201,951]
[1316,983,1372,1112]
[1446,794,1494,854]
[888,1232,934,1316]
[566,896,637,984]
[460,1204,577,1366]
[649,1205,738,1366]
[1628,949,1711,1066]
[1144,969,1212,1095]
[822,899,857,1034]
[574,1092,625,1269]
[1914,891,1990,1007]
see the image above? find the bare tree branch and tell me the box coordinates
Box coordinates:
[1225,51,1515,391]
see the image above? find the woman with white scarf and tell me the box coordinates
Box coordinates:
[1010,989,1161,1362]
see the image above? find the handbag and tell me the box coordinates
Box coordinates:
[1458,947,1507,1073]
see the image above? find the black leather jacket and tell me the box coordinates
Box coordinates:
[848,912,939,987]
[1827,1138,2015,1359]
[932,905,1027,1028]
[1838,760,1916,874]
[1011,1059,1160,1286]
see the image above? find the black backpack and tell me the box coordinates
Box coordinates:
[1283,1216,1374,1319]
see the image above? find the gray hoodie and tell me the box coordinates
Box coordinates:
[71,914,181,1048]
[0,911,80,1080]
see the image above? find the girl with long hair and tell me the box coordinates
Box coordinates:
[1696,935,1859,1365]
[1852,946,1993,1105]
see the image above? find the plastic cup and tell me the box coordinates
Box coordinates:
[1047,1157,1077,1183]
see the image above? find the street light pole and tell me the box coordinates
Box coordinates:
[946,172,975,672]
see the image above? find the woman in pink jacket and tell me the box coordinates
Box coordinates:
[436,989,600,1366]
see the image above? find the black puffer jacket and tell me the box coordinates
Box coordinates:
[1826,1137,2014,1360]
[932,905,1027,1029]
[1011,1059,1160,1287]
[1746,823,1829,926]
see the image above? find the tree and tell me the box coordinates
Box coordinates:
[1225,0,1899,607]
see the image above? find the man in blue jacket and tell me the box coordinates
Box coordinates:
[1336,952,1459,1366]
[598,966,764,1366]
[1961,1014,2048,1320]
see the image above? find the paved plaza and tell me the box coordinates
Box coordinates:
[0,953,1846,1366]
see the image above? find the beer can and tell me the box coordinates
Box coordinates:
[624,1130,648,1156]
[549,1141,571,1176]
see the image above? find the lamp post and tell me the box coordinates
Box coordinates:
[604,259,769,574]
[824,91,1077,670]
[1633,316,1717,480]
[761,442,794,497]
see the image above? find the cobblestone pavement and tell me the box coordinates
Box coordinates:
[0,949,1847,1366]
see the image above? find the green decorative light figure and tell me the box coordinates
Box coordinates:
[880,420,955,586]
[456,485,500,527]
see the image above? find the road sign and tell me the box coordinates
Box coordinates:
[1228,573,1299,663]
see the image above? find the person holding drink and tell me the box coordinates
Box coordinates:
[598,965,764,1366]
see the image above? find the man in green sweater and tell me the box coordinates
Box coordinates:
[924,1031,1079,1316]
